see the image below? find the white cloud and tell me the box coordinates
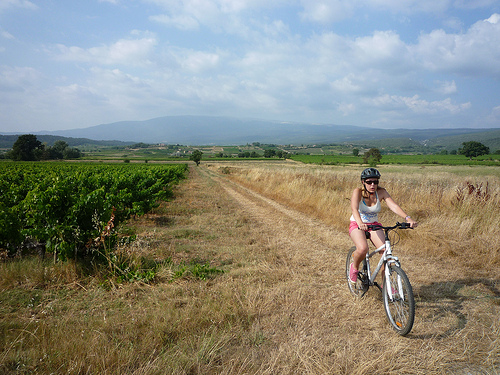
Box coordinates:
[53,35,157,66]
[150,13,199,30]
[1,30,15,40]
[484,104,500,126]
[435,80,457,94]
[0,65,40,93]
[331,75,362,93]
[0,0,37,12]
[299,0,355,23]
[297,0,481,23]
[353,31,411,67]
[146,0,224,30]
[415,14,500,76]
[486,13,500,24]
[366,0,450,13]
[454,0,498,10]
[367,94,471,114]
[178,51,220,72]
[337,102,356,116]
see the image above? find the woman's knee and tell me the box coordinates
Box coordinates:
[355,245,369,255]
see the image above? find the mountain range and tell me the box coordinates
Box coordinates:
[3,115,500,150]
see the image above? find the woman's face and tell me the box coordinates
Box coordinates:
[363,179,379,194]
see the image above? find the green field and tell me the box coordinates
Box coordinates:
[290,153,500,166]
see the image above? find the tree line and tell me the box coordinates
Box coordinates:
[3,134,83,161]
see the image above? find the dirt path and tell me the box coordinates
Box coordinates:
[192,164,499,374]
[198,165,348,281]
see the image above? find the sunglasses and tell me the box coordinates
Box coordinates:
[364,180,379,185]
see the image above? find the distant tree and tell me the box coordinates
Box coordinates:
[42,140,69,159]
[264,149,276,158]
[353,148,360,157]
[54,140,68,154]
[238,151,251,158]
[190,150,203,166]
[439,149,448,155]
[63,147,83,159]
[458,141,490,159]
[363,148,382,166]
[11,134,44,161]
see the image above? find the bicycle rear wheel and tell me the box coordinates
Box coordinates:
[383,264,415,336]
[346,246,369,297]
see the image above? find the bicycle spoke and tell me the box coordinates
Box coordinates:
[383,265,415,335]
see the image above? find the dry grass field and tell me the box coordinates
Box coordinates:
[1,161,499,374]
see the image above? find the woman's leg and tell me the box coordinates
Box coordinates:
[349,228,369,269]
[369,229,386,282]
[370,229,385,250]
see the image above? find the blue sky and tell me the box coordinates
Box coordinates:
[1,0,500,132]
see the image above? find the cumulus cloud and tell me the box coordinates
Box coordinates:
[415,14,500,76]
[53,34,157,66]
[0,65,40,93]
[177,50,220,72]
[367,94,471,114]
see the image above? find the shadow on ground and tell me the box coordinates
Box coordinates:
[411,277,500,339]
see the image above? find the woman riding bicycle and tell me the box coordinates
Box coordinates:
[349,168,418,283]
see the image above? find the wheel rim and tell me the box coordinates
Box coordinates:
[383,266,414,335]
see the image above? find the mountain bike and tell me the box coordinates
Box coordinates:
[346,222,415,336]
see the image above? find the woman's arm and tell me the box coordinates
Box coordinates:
[351,188,368,230]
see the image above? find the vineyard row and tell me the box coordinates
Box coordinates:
[0,162,188,260]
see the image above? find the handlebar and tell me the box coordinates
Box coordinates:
[367,222,413,231]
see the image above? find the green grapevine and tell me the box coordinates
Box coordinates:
[0,162,187,259]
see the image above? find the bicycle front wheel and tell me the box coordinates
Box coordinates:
[346,246,368,298]
[383,264,415,336]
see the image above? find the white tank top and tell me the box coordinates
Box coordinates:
[350,191,381,223]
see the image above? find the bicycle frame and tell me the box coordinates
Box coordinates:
[365,229,402,300]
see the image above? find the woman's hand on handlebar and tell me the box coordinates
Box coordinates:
[358,223,368,231]
[406,217,418,228]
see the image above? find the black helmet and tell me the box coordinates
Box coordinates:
[361,168,381,180]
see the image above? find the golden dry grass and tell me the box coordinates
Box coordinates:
[1,162,499,374]
[214,161,500,267]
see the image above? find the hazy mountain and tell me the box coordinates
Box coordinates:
[2,116,499,150]
[28,115,499,147]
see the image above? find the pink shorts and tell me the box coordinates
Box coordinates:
[349,221,382,235]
